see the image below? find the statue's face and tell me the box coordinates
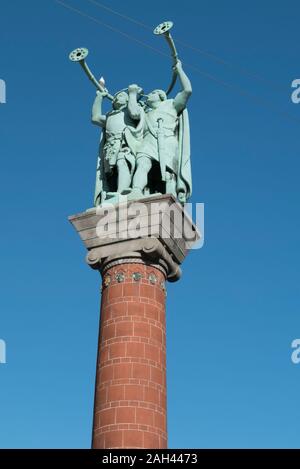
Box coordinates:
[146,89,165,107]
[113,92,128,109]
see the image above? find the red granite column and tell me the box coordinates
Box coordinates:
[92,261,167,449]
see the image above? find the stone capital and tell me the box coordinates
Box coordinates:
[69,194,200,282]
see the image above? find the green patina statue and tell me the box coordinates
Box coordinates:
[69,21,192,206]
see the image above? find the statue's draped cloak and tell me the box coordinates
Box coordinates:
[176,109,192,201]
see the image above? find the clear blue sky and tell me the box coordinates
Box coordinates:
[0,0,300,449]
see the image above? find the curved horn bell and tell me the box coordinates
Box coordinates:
[154,21,179,96]
[69,47,113,100]
[69,47,89,62]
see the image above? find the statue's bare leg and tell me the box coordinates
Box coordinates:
[117,157,131,193]
[132,155,152,195]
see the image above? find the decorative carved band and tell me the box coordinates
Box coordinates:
[102,257,167,278]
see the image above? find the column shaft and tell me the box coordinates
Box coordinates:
[92,262,167,449]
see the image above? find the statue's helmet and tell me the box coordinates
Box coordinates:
[146,89,167,105]
[113,90,129,109]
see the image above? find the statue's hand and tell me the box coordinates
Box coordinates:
[128,84,143,95]
[96,89,108,98]
[173,60,183,73]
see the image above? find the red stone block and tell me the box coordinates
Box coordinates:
[140,284,155,299]
[144,386,159,405]
[154,411,165,430]
[115,321,133,337]
[92,433,105,448]
[151,325,163,343]
[114,363,132,379]
[155,287,165,304]
[124,384,144,401]
[116,406,136,424]
[144,431,160,449]
[132,363,150,380]
[105,430,123,448]
[127,302,145,317]
[144,304,159,321]
[145,343,160,363]
[108,284,124,300]
[110,301,128,318]
[123,430,143,448]
[99,365,114,383]
[107,384,125,402]
[101,323,115,341]
[134,321,151,338]
[123,283,140,297]
[159,349,166,367]
[99,346,109,364]
[136,407,154,426]
[159,390,167,408]
[99,408,115,427]
[109,342,126,359]
[150,366,163,386]
[126,342,145,358]
[96,386,107,405]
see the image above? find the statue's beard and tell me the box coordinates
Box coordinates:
[113,102,127,110]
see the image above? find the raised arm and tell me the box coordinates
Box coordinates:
[173,61,192,114]
[91,90,107,127]
[128,84,142,120]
